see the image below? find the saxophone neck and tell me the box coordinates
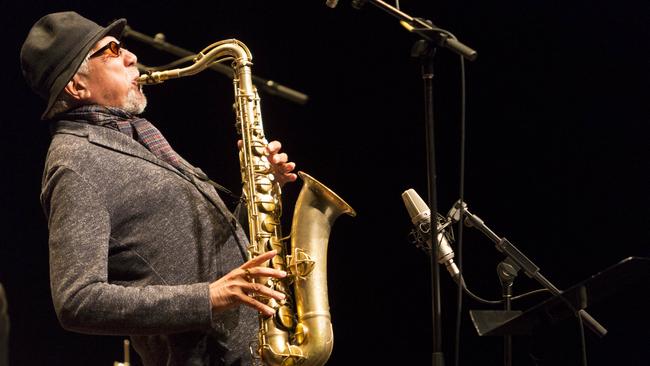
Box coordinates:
[136,39,252,85]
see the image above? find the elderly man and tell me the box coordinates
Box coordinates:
[20,11,296,365]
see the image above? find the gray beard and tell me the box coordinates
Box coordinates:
[123,86,147,115]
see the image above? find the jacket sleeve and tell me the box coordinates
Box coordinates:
[41,166,213,336]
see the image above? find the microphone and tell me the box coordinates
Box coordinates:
[402,189,461,283]
[325,0,338,8]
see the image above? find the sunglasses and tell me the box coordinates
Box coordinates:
[89,41,122,59]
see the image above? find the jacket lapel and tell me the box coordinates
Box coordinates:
[52,120,250,257]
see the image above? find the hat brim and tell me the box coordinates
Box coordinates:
[41,18,126,119]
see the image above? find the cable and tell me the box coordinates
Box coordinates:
[510,288,550,301]
[460,283,551,305]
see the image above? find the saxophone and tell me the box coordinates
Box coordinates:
[138,39,356,366]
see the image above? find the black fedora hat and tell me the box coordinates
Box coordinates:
[20,11,126,119]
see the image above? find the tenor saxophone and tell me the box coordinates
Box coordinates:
[138,39,356,366]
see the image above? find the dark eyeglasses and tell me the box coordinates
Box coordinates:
[89,41,122,59]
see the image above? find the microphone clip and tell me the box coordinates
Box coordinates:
[408,213,454,254]
[408,227,429,253]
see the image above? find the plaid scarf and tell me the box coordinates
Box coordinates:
[57,105,182,169]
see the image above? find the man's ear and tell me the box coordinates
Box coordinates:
[63,74,90,101]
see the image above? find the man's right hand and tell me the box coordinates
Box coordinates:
[209,250,287,317]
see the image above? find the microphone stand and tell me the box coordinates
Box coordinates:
[362,1,477,61]
[122,26,309,105]
[453,201,608,339]
[418,40,446,366]
[497,258,520,366]
[353,2,477,365]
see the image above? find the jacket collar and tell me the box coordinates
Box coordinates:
[52,120,169,170]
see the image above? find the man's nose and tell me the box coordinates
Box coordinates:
[123,48,138,67]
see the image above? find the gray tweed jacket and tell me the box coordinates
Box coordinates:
[40,120,257,366]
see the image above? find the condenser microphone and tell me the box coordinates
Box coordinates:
[402,189,461,283]
[325,0,339,8]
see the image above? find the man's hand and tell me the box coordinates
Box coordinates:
[209,250,287,317]
[238,140,298,187]
[266,140,297,187]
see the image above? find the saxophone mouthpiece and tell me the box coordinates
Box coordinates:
[137,72,161,85]
[135,62,159,85]
[137,68,184,85]
[136,76,150,85]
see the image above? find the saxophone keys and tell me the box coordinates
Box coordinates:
[257,199,276,213]
[251,140,266,156]
[287,248,316,279]
[275,304,296,330]
[261,215,279,232]
[252,155,271,173]
[255,176,273,193]
[251,147,266,157]
[255,164,271,174]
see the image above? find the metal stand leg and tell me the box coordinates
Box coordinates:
[497,259,519,366]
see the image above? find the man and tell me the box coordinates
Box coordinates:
[20,11,296,365]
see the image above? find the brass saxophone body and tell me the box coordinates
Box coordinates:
[138,39,356,366]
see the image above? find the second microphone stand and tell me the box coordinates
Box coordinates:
[122,25,309,105]
[450,200,608,366]
[455,201,607,337]
[496,258,520,366]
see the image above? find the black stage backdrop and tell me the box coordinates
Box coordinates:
[2,1,648,365]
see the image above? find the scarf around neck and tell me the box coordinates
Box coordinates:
[55,105,241,202]
[57,105,182,169]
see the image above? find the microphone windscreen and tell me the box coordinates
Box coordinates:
[401,189,431,225]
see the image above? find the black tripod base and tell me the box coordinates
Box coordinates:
[470,310,527,336]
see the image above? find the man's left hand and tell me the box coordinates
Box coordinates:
[266,140,297,187]
[238,140,298,187]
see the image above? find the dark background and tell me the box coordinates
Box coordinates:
[2,1,648,365]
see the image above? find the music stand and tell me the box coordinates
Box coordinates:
[470,256,650,337]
